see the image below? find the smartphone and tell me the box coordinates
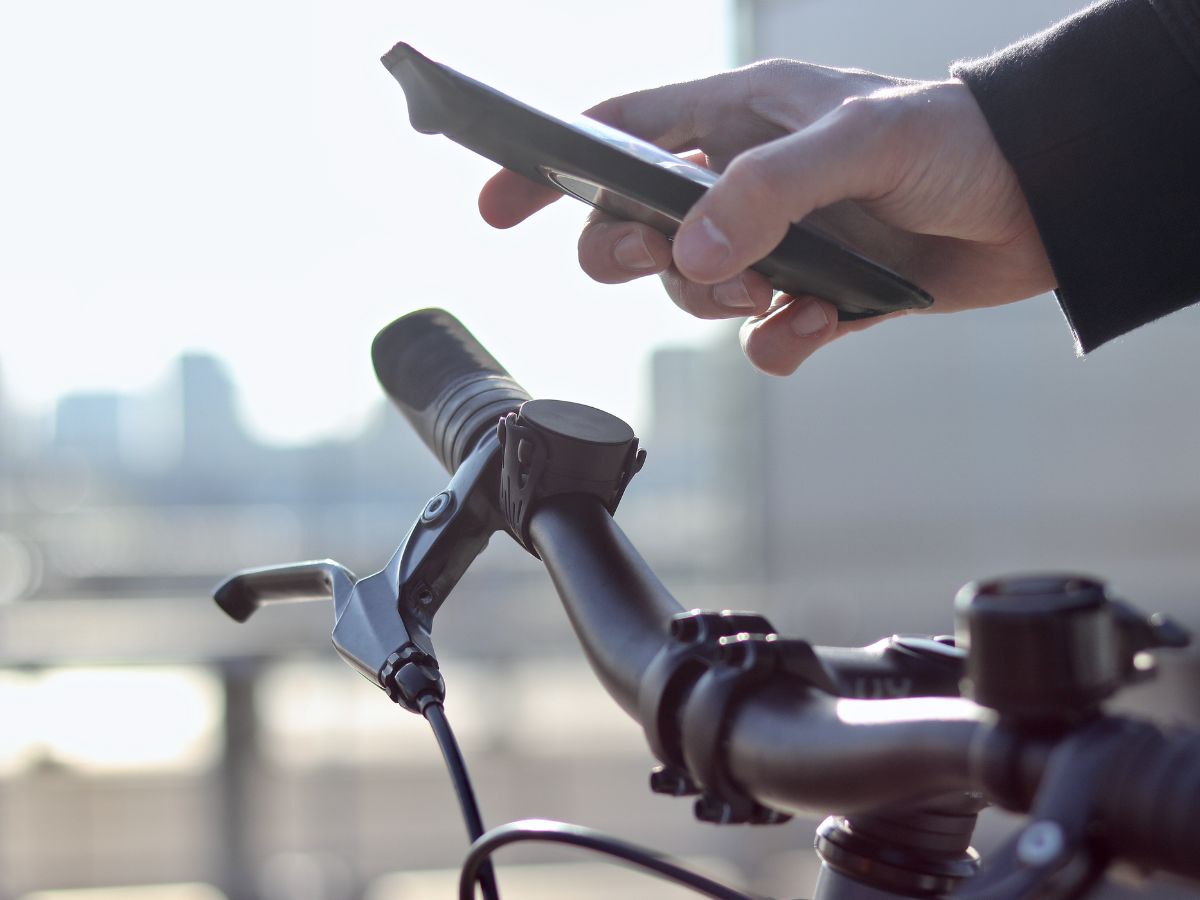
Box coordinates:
[381,43,933,320]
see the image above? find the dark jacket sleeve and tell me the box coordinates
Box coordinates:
[952,0,1200,352]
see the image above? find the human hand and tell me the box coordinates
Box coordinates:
[478,61,1055,374]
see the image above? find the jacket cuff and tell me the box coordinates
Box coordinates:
[952,0,1200,352]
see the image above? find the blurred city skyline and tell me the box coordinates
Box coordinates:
[2,349,427,474]
[0,334,752,606]
[0,0,730,446]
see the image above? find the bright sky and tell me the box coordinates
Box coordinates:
[0,1,731,444]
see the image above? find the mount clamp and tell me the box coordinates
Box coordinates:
[498,399,645,556]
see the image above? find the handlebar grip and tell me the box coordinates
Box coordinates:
[1096,723,1200,880]
[372,309,531,473]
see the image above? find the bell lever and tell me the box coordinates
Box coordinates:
[213,432,506,713]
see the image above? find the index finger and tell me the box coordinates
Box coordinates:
[478,168,562,228]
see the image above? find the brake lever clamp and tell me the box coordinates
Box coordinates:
[497,399,645,557]
[960,718,1157,899]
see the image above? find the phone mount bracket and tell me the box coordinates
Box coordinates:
[498,399,645,557]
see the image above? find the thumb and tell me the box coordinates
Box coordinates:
[672,99,898,285]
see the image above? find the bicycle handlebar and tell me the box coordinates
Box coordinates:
[373,309,1200,886]
[1092,724,1200,879]
[529,494,989,810]
[529,493,1200,881]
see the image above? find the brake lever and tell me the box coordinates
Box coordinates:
[213,434,506,712]
[214,559,357,622]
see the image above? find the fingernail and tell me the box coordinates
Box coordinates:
[713,278,755,310]
[614,232,656,270]
[675,216,731,276]
[790,299,829,336]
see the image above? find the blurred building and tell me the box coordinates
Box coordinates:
[648,309,1200,647]
[716,0,1200,645]
[53,394,124,470]
[178,353,250,473]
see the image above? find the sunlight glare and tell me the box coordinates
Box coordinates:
[27,667,222,774]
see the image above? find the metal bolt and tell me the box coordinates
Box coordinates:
[1017,821,1065,867]
[421,491,452,523]
[649,765,699,797]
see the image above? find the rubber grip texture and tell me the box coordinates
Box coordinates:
[1096,723,1200,880]
[372,309,530,473]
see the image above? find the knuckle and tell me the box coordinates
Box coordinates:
[678,288,720,319]
[743,57,800,84]
[830,91,928,188]
[832,91,912,141]
[577,223,624,284]
[583,96,627,131]
[661,271,725,320]
[743,338,803,376]
[722,150,782,207]
[576,225,603,264]
[825,96,899,174]
[832,94,883,131]
[660,268,689,308]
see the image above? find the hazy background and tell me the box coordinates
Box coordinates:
[2,1,1199,899]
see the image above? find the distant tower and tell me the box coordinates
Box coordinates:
[178,353,250,469]
[645,331,770,577]
[0,360,7,475]
[0,362,9,507]
[54,392,124,469]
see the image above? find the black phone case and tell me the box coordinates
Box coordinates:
[381,43,933,320]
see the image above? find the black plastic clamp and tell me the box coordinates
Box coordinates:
[639,610,777,798]
[681,633,801,825]
[497,399,645,556]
